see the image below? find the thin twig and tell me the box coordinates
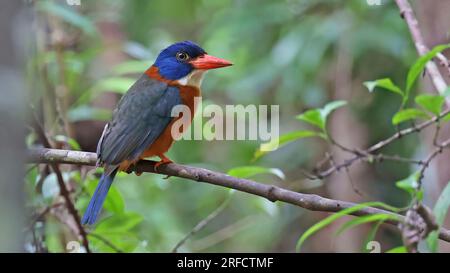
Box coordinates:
[88,233,124,253]
[367,109,449,153]
[31,116,90,252]
[433,121,441,147]
[190,215,257,252]
[172,195,232,253]
[315,108,450,179]
[371,154,424,165]
[418,138,450,187]
[26,202,64,233]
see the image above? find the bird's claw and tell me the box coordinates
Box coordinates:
[153,159,172,173]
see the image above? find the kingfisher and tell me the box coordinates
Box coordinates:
[82,41,232,225]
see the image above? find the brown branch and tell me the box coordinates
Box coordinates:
[436,52,450,78]
[26,147,450,244]
[314,108,450,179]
[395,0,449,98]
[367,110,450,153]
[418,138,450,187]
[31,117,90,252]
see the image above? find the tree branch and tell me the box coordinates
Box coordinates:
[312,108,450,179]
[26,147,450,244]
[31,115,90,252]
[395,0,449,98]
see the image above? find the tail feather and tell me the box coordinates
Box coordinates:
[81,169,118,225]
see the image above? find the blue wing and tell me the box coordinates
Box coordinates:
[97,74,182,172]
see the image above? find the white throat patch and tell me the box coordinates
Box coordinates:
[176,69,207,88]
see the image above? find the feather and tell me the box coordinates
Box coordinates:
[98,74,182,165]
[81,168,118,225]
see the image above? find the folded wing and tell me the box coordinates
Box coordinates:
[97,75,182,172]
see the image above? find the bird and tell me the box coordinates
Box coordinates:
[81,41,232,225]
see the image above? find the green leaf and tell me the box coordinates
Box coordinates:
[392,108,430,125]
[37,1,96,35]
[296,202,400,252]
[103,186,126,214]
[363,220,384,253]
[427,181,450,252]
[415,94,445,115]
[45,220,65,252]
[364,78,404,97]
[86,182,125,214]
[252,197,278,216]
[406,44,450,94]
[396,172,420,196]
[427,233,440,253]
[443,112,450,122]
[53,135,81,150]
[386,246,407,253]
[296,100,347,131]
[89,231,139,253]
[396,172,423,200]
[336,213,399,236]
[91,77,135,95]
[95,212,143,233]
[227,166,285,179]
[254,130,322,159]
[321,100,348,118]
[296,109,323,129]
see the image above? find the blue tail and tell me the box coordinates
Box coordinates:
[81,169,118,225]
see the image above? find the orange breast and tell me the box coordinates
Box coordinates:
[140,85,201,159]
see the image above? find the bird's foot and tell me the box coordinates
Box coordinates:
[154,156,173,173]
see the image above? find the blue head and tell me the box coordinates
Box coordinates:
[153,41,232,81]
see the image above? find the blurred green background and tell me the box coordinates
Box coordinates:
[19,0,450,252]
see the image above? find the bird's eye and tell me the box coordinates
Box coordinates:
[176,52,189,62]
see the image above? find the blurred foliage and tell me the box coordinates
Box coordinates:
[24,0,450,252]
